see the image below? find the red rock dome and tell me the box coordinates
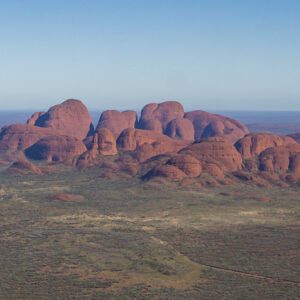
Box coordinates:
[34,99,93,140]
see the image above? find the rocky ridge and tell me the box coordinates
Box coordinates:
[1,99,300,186]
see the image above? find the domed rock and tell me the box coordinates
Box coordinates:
[74,128,117,167]
[164,118,195,141]
[117,128,169,151]
[235,133,296,160]
[0,124,59,153]
[259,144,300,173]
[133,142,173,163]
[34,99,93,140]
[144,164,187,181]
[180,137,243,172]
[138,101,184,133]
[166,154,201,177]
[117,128,190,162]
[184,110,248,143]
[93,128,117,156]
[96,110,137,138]
[26,112,45,126]
[25,135,87,162]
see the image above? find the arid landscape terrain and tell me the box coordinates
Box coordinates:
[0,99,300,299]
[1,0,299,298]
[0,168,299,299]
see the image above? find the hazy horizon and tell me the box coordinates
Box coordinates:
[1,1,300,110]
[2,109,300,134]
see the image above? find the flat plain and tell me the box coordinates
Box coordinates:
[0,167,299,299]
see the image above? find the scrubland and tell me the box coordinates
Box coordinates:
[0,168,299,299]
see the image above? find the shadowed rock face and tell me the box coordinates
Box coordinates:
[184,110,248,143]
[34,99,93,140]
[25,135,87,162]
[144,164,187,181]
[166,154,202,177]
[91,128,117,156]
[26,112,45,126]
[235,133,296,160]
[259,144,300,173]
[164,118,195,141]
[0,124,59,152]
[96,110,137,138]
[117,128,190,162]
[75,128,117,168]
[138,101,185,133]
[117,128,180,151]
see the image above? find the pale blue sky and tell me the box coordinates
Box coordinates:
[0,0,299,111]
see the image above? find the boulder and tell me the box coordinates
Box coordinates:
[166,154,201,177]
[25,135,87,162]
[96,110,137,138]
[117,128,190,162]
[133,142,172,163]
[138,101,184,133]
[117,128,189,151]
[235,133,296,159]
[34,99,93,140]
[26,112,45,126]
[0,124,59,152]
[180,137,243,172]
[259,144,300,173]
[76,128,117,167]
[164,118,195,140]
[92,128,117,156]
[184,110,248,143]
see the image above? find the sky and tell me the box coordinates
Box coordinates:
[0,0,299,111]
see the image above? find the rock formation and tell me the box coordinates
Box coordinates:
[33,99,93,140]
[26,112,45,126]
[90,128,117,156]
[96,110,137,138]
[117,128,190,162]
[235,133,296,159]
[137,101,248,143]
[184,110,248,143]
[166,154,201,177]
[75,128,117,167]
[25,135,86,162]
[180,137,243,172]
[138,101,185,133]
[0,124,59,152]
[2,98,300,186]
[164,118,195,141]
[259,144,300,173]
